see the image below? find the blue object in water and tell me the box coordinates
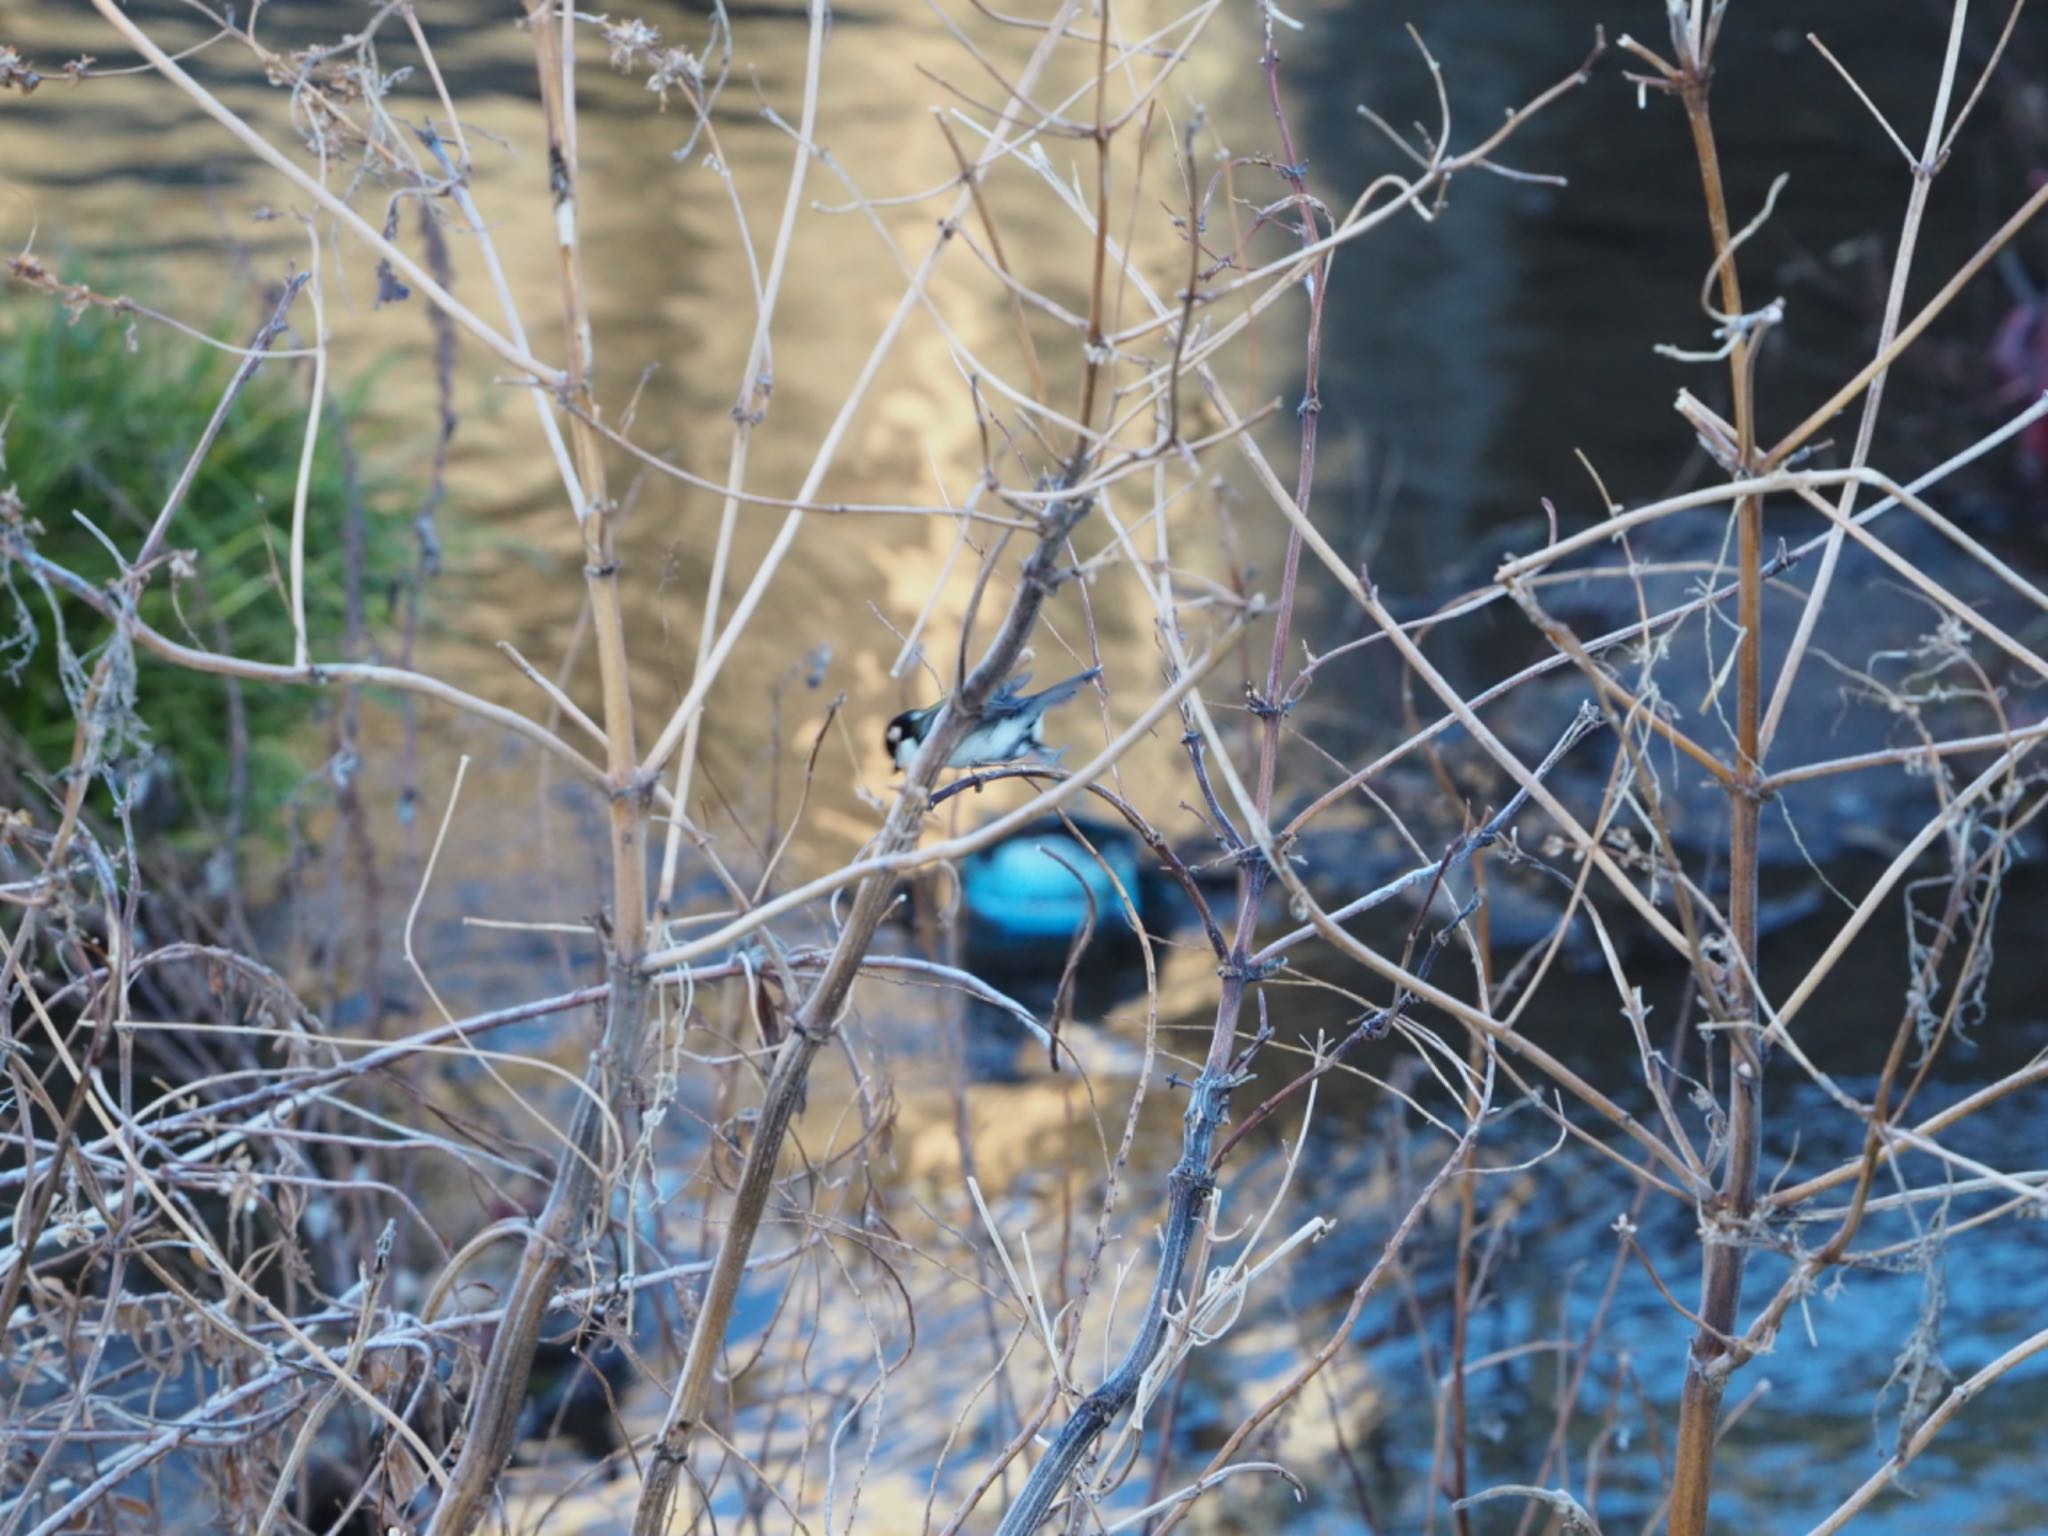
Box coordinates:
[961,819,1144,944]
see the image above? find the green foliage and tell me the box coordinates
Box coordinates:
[0,290,415,839]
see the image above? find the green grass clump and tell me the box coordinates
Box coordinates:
[0,288,416,839]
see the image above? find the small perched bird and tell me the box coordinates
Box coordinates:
[885,667,1101,771]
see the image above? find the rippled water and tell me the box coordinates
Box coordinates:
[5,1,2047,1532]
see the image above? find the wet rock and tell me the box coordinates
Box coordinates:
[516,1331,634,1468]
[1461,506,2045,870]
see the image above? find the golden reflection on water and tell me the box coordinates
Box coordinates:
[1,0,1283,943]
[1,6,1306,1522]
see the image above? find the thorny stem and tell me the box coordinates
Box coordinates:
[632,477,1100,1536]
[426,5,647,1531]
[988,1056,1235,1536]
[1251,2,1323,822]
[1071,0,1116,443]
[1665,13,1763,1536]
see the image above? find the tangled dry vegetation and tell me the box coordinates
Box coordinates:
[4,2,2047,1534]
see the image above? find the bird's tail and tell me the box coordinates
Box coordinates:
[1024,666,1103,709]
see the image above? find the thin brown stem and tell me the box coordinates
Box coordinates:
[1666,15,1766,1529]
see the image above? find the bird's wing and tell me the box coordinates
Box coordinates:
[987,672,1033,712]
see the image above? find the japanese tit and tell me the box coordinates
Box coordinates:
[884,667,1101,771]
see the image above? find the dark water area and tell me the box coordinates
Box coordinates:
[1286,0,2048,780]
[1299,0,2048,588]
[962,4,2048,1526]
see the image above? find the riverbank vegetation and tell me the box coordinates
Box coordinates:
[0,282,418,840]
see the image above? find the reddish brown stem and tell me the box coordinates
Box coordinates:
[1666,21,1766,1536]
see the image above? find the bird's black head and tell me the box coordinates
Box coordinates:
[883,711,914,768]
